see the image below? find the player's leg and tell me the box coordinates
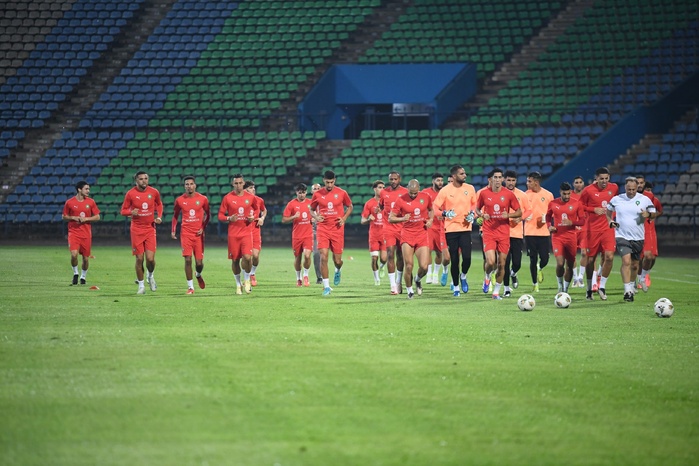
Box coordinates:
[414,245,431,296]
[537,236,550,283]
[401,243,415,298]
[445,232,460,289]
[370,251,380,285]
[526,237,539,291]
[457,231,472,293]
[492,243,509,298]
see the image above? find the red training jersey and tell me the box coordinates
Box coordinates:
[361,197,384,237]
[172,192,210,236]
[247,195,266,232]
[283,198,313,240]
[218,191,258,236]
[380,185,408,235]
[310,186,352,230]
[547,197,586,237]
[477,187,521,238]
[63,195,100,238]
[120,186,163,233]
[391,191,433,235]
[579,182,619,233]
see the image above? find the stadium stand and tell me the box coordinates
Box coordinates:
[1,0,698,243]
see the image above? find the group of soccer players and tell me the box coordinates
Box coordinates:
[356,165,662,301]
[62,166,661,300]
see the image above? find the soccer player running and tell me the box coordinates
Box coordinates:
[244,180,267,287]
[606,176,657,302]
[476,168,522,299]
[433,165,478,297]
[360,180,387,285]
[388,179,434,299]
[218,174,259,295]
[502,170,531,297]
[422,172,451,286]
[380,171,409,294]
[570,175,588,287]
[282,183,316,287]
[311,183,323,284]
[546,182,586,293]
[524,171,554,292]
[120,171,163,295]
[310,170,353,296]
[636,177,662,291]
[62,180,100,285]
[579,167,619,301]
[171,175,210,295]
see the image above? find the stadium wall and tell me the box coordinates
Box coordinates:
[298,63,477,139]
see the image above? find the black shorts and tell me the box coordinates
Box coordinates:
[616,238,644,261]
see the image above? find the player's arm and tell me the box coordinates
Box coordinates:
[641,200,658,220]
[605,202,618,227]
[201,199,211,232]
[281,203,298,224]
[256,198,267,226]
[154,192,163,224]
[218,198,234,223]
[120,193,135,217]
[171,200,181,239]
[339,201,353,226]
[424,205,434,229]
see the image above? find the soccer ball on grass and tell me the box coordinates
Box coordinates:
[654,298,674,318]
[554,292,571,308]
[517,294,536,311]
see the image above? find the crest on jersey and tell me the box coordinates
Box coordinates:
[419,198,425,204]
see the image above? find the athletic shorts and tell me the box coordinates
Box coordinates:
[251,228,262,250]
[482,233,510,255]
[383,225,403,249]
[317,226,345,254]
[552,235,577,262]
[68,233,91,257]
[292,235,313,257]
[180,233,204,260]
[401,230,429,250]
[616,237,644,261]
[131,228,156,255]
[586,228,616,257]
[428,228,446,252]
[228,232,253,260]
[368,233,386,253]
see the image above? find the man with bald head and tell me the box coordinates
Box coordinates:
[389,179,434,299]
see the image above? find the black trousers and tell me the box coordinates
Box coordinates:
[446,231,472,286]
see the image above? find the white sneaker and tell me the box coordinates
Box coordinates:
[147,276,157,292]
[425,275,433,284]
[137,286,146,295]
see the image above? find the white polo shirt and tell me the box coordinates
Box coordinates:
[607,193,656,241]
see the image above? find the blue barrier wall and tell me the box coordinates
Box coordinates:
[544,70,699,190]
[299,63,477,139]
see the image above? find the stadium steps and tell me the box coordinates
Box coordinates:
[266,138,353,198]
[0,0,178,204]
[260,0,412,133]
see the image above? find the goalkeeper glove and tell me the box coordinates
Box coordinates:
[443,209,457,219]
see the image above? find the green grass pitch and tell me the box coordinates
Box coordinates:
[1,245,698,465]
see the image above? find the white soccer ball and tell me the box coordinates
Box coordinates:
[554,292,571,308]
[517,294,536,311]
[654,298,674,318]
